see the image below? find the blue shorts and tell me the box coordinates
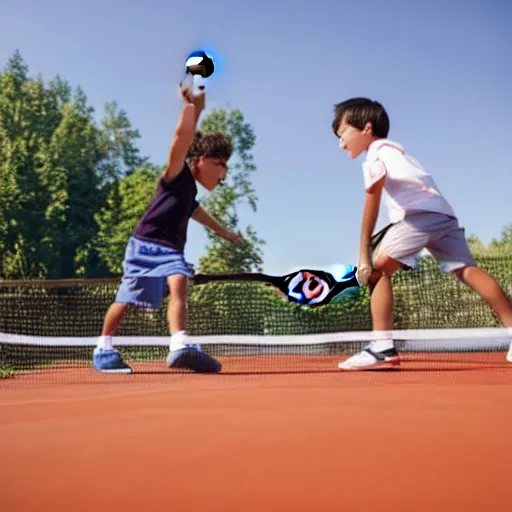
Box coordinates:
[115,237,194,309]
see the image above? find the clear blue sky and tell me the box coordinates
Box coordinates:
[1,0,511,275]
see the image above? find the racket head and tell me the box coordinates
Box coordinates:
[278,266,360,307]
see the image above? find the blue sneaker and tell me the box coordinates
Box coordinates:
[93,348,132,374]
[166,347,221,373]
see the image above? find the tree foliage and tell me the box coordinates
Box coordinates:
[196,108,265,273]
[0,52,265,279]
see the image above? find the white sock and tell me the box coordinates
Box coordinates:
[170,330,188,352]
[370,331,394,353]
[97,335,113,350]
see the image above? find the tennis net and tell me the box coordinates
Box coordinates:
[0,253,511,377]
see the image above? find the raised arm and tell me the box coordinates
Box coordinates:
[162,84,205,183]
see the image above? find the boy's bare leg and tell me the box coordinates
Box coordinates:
[369,255,403,349]
[166,274,188,335]
[165,274,221,372]
[166,273,200,351]
[454,266,512,327]
[369,273,394,332]
[339,256,401,370]
[454,266,512,362]
[102,303,128,336]
[94,302,132,373]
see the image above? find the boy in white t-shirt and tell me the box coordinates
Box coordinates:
[332,97,512,370]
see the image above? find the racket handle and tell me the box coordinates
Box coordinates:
[192,273,275,285]
[181,72,206,97]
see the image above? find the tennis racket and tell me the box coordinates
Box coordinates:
[193,266,362,307]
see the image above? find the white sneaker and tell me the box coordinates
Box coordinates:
[169,331,201,352]
[338,348,400,371]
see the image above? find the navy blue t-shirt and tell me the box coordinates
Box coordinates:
[133,162,199,252]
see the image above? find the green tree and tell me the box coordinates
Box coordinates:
[196,108,265,273]
[75,101,149,276]
[92,164,161,275]
[490,223,512,248]
[97,101,147,185]
[0,51,146,278]
[466,223,512,260]
[37,88,105,278]
[467,234,484,251]
[0,51,54,278]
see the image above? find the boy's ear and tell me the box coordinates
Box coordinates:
[363,122,373,135]
[192,156,205,174]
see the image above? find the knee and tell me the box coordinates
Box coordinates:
[452,264,478,281]
[368,269,384,288]
[373,254,402,278]
[169,289,187,304]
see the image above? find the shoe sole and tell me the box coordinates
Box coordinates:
[94,368,132,373]
[93,366,133,374]
[167,348,222,373]
[338,357,401,371]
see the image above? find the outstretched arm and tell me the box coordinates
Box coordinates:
[358,175,385,284]
[191,205,244,246]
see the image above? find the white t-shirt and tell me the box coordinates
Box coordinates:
[362,139,456,223]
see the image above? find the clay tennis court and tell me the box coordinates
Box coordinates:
[1,354,511,512]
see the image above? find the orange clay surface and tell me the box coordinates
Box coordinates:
[1,353,511,512]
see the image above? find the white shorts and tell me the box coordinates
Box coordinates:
[371,212,476,273]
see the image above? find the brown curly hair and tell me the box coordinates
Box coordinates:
[187,131,233,161]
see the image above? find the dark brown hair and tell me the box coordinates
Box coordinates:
[332,98,390,138]
[187,131,233,161]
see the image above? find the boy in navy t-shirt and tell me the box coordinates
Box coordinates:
[93,83,243,373]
